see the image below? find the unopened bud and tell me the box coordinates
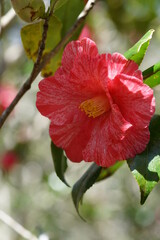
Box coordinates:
[11,0,45,22]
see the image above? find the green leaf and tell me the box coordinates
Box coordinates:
[143,62,160,88]
[51,0,69,11]
[96,161,124,182]
[55,0,84,39]
[127,115,160,204]
[72,161,123,218]
[124,29,154,65]
[72,163,101,219]
[51,141,69,187]
[21,15,62,76]
[11,0,45,23]
[41,48,63,77]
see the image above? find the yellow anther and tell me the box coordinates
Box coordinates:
[79,95,110,118]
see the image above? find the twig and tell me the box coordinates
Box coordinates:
[0,8,16,34]
[31,19,49,79]
[49,0,60,14]
[0,0,97,128]
[39,0,96,71]
[0,209,38,240]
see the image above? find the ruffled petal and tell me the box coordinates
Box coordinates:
[36,38,155,168]
[36,69,88,125]
[79,25,92,40]
[49,115,93,162]
[108,74,155,128]
[106,53,142,81]
[37,39,109,127]
[62,38,98,72]
[69,54,107,94]
[82,105,149,167]
[119,126,150,159]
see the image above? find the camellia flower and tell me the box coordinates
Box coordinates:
[0,84,16,115]
[36,38,155,167]
[1,151,18,171]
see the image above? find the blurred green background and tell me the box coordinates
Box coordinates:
[1,0,160,239]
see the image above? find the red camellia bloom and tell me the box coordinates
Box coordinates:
[0,84,16,115]
[36,38,155,167]
[1,151,18,171]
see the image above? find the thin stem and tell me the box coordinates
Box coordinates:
[0,0,97,128]
[31,17,49,80]
[49,0,59,15]
[39,0,96,71]
[0,8,16,35]
[0,209,38,240]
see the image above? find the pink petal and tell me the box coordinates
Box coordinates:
[36,73,88,125]
[83,105,149,167]
[62,38,98,72]
[119,126,150,159]
[79,25,92,40]
[107,53,143,81]
[49,115,93,162]
[37,39,107,126]
[108,74,155,128]
[69,54,108,94]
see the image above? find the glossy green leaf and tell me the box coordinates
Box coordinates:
[72,161,123,218]
[51,141,69,187]
[124,29,154,65]
[72,163,101,219]
[51,0,69,11]
[96,161,124,182]
[21,15,62,76]
[143,62,160,88]
[127,115,160,204]
[55,0,84,39]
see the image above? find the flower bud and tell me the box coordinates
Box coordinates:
[11,0,45,23]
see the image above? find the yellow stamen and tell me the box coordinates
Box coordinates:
[79,95,110,118]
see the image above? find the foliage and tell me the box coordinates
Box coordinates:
[72,161,124,217]
[51,141,69,187]
[143,62,160,88]
[128,115,160,204]
[124,29,154,65]
[21,15,62,77]
[11,0,45,22]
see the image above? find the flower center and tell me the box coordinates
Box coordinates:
[79,95,110,118]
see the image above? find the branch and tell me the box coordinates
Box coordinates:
[50,0,60,14]
[39,0,96,70]
[0,209,38,240]
[0,8,16,34]
[0,0,97,128]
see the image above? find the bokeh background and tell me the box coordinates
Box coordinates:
[1,0,160,239]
